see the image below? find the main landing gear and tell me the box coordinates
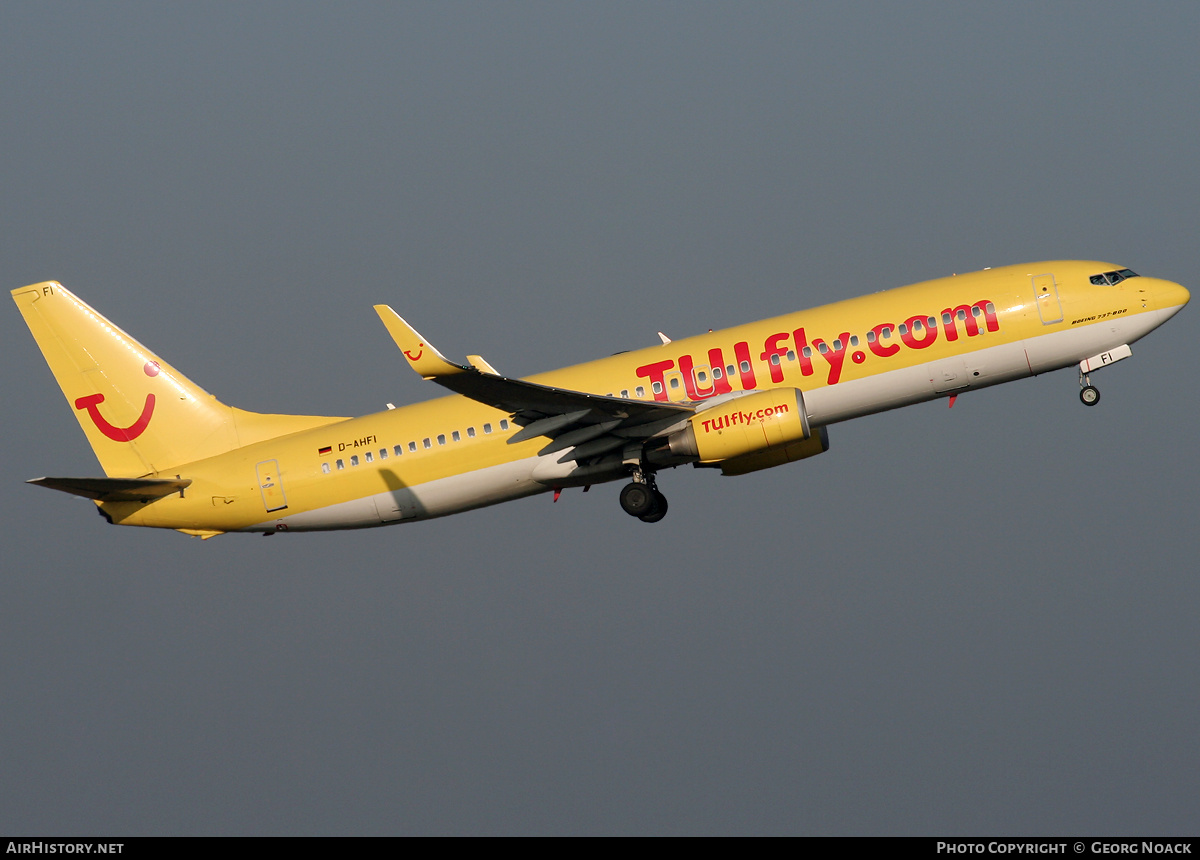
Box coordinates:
[619,470,669,523]
[1078,368,1100,407]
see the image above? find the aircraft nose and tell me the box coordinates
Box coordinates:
[1160,279,1190,310]
[1153,279,1189,324]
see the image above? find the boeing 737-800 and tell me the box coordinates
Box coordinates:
[12,261,1189,536]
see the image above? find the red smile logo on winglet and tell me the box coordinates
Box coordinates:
[74,361,159,442]
[403,343,424,361]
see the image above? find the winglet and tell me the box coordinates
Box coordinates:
[373,305,468,379]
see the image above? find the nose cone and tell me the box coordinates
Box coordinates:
[1162,279,1191,309]
[1155,279,1189,324]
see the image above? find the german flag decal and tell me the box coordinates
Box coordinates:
[318,446,332,456]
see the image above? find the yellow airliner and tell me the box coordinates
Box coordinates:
[12,261,1189,536]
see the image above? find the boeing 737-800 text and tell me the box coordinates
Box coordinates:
[12,261,1189,536]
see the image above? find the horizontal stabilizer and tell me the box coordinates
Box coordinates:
[28,476,191,502]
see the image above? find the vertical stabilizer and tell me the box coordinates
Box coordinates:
[12,282,346,477]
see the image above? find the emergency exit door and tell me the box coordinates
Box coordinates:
[1032,273,1063,324]
[255,459,288,513]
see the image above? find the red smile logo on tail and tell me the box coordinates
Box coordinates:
[74,361,159,442]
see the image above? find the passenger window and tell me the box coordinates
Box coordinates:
[635,386,645,397]
[452,430,461,442]
[364,451,373,463]
[898,324,909,335]
[802,346,812,357]
[927,317,937,328]
[942,313,952,325]
[437,434,446,446]
[911,320,922,331]
[740,360,751,372]
[697,370,708,383]
[669,377,680,389]
[351,455,359,466]
[848,337,858,348]
[770,354,780,366]
[818,342,828,354]
[971,307,981,318]
[500,419,509,430]
[711,368,722,379]
[423,438,431,449]
[786,350,796,361]
[379,449,387,460]
[881,326,893,338]
[321,463,331,474]
[652,381,663,394]
[726,365,736,377]
[483,423,492,434]
[958,309,968,320]
[985,302,995,315]
[832,338,843,350]
[336,459,345,470]
[620,389,629,397]
[408,441,417,452]
[395,445,404,456]
[467,427,476,438]
[866,331,876,343]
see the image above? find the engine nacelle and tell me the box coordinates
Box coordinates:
[665,388,829,476]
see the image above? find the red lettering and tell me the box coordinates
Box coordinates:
[760,332,790,384]
[941,300,1000,342]
[901,316,937,349]
[868,324,899,358]
[733,342,756,390]
[707,348,734,395]
[792,328,815,376]
[813,332,851,385]
[679,349,733,400]
[635,359,675,402]
[980,301,1000,333]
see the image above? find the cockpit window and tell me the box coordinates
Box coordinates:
[1090,269,1140,286]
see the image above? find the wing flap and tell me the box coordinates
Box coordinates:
[508,410,592,444]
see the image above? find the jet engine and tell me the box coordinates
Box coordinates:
[663,388,829,476]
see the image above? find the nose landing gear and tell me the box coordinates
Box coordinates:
[1078,368,1100,406]
[619,470,669,523]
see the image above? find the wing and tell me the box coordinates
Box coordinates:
[374,306,693,462]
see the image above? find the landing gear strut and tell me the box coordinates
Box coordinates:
[1078,368,1100,406]
[619,469,669,523]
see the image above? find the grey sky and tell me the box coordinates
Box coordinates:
[2,2,1197,835]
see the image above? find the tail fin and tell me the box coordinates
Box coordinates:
[12,282,347,477]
